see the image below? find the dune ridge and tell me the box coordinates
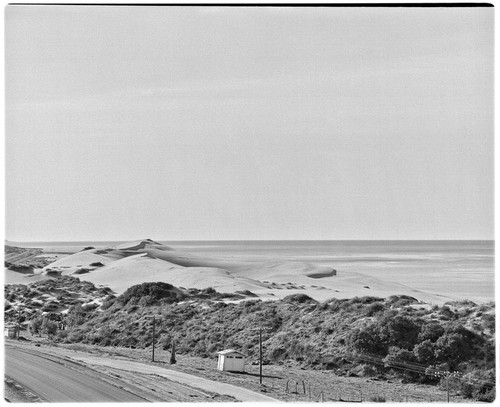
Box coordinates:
[5,239,482,305]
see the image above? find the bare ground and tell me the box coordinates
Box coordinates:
[5,338,472,403]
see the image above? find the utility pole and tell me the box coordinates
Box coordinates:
[16,307,21,340]
[251,326,265,384]
[146,316,158,362]
[434,370,460,402]
[170,339,176,364]
[259,327,263,384]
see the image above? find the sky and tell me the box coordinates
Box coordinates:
[4,5,494,241]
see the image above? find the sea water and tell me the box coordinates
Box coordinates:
[165,240,494,302]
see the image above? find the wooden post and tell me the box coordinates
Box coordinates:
[170,339,176,364]
[151,316,156,362]
[447,374,450,403]
[302,380,306,394]
[146,316,157,362]
[16,308,21,340]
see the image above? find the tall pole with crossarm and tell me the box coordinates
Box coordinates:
[146,316,158,362]
[434,370,460,402]
[259,327,263,384]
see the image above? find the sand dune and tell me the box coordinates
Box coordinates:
[41,249,126,275]
[75,252,268,295]
[4,239,484,305]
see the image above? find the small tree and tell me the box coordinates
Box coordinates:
[414,339,436,364]
[434,333,472,369]
[29,317,43,337]
[42,319,58,338]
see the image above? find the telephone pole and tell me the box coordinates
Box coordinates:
[16,307,21,340]
[146,316,158,362]
[259,327,263,384]
[434,370,460,402]
[251,326,265,384]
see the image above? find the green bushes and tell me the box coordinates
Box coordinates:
[413,340,435,364]
[434,333,472,370]
[348,325,388,355]
[347,310,487,377]
[283,294,317,304]
[459,369,495,401]
[366,302,385,317]
[378,314,421,350]
[418,323,445,342]
[41,319,58,338]
[37,286,493,394]
[118,282,177,305]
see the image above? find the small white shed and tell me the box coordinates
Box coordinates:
[217,349,246,372]
[4,324,18,339]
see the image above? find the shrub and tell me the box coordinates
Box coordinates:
[387,295,418,307]
[418,323,445,342]
[434,333,472,369]
[100,295,117,310]
[119,282,176,305]
[383,347,417,367]
[349,296,384,305]
[29,317,43,336]
[378,314,421,350]
[348,324,387,355]
[440,306,456,320]
[283,294,317,304]
[459,369,496,400]
[41,319,58,338]
[56,329,68,341]
[73,268,90,275]
[413,340,435,364]
[66,303,96,327]
[366,302,385,317]
[370,395,386,402]
[267,345,288,361]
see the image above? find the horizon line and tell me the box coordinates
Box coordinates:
[5,238,495,243]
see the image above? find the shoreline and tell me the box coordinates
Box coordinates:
[5,240,495,305]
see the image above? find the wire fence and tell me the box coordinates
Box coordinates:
[281,378,446,403]
[278,351,495,403]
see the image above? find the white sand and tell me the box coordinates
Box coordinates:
[4,240,493,305]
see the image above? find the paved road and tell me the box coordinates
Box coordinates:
[5,346,146,402]
[70,354,280,402]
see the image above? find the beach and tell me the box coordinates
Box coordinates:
[5,240,494,305]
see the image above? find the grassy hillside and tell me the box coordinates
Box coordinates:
[5,279,495,401]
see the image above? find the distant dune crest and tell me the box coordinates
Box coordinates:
[5,239,339,301]
[115,239,165,251]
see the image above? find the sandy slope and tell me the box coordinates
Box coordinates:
[76,253,268,295]
[4,239,491,305]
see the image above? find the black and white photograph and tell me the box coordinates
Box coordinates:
[3,2,495,403]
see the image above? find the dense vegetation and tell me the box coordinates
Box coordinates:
[5,280,496,401]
